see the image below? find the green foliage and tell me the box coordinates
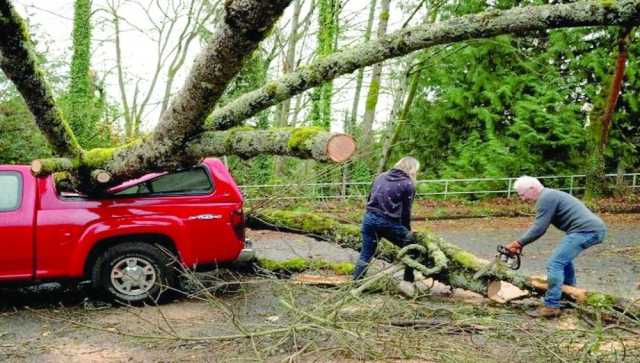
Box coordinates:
[390,1,640,189]
[58,0,113,149]
[0,97,52,163]
[585,293,617,309]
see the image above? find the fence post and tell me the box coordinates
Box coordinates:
[507,178,512,198]
[444,180,449,200]
[634,174,637,190]
[569,176,574,195]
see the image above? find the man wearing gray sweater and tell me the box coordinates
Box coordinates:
[505,176,607,318]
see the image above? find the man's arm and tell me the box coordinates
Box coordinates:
[518,197,556,246]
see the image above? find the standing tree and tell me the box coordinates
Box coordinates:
[584,27,635,198]
[309,0,340,129]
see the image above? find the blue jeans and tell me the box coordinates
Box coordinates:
[352,211,415,281]
[544,230,606,308]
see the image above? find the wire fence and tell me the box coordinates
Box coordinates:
[239,173,640,201]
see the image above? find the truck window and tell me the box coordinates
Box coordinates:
[149,168,212,194]
[115,167,213,196]
[0,172,21,211]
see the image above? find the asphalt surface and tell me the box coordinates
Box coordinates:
[426,215,640,300]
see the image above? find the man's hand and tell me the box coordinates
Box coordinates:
[504,241,522,256]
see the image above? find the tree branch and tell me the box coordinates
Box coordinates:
[187,127,356,162]
[208,0,640,130]
[0,0,83,158]
[31,127,355,177]
[106,0,293,180]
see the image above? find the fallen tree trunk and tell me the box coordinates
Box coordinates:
[248,209,640,315]
[31,128,356,177]
[187,127,356,163]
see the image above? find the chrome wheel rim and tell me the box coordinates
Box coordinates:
[110,257,157,296]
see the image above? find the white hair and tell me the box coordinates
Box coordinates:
[393,156,420,183]
[513,176,544,193]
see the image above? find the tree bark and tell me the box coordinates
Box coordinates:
[274,0,303,178]
[378,71,420,173]
[585,26,634,199]
[67,0,93,145]
[31,128,356,176]
[276,0,303,129]
[600,27,633,148]
[187,128,355,162]
[5,0,640,189]
[309,0,339,128]
[348,0,377,134]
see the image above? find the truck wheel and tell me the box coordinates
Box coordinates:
[92,242,178,304]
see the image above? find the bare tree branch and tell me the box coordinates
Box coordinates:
[106,0,293,181]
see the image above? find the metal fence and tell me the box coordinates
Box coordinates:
[239,173,640,201]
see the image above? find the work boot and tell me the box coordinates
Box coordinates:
[397,281,416,298]
[527,306,562,318]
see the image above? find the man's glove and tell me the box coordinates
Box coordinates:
[504,240,523,256]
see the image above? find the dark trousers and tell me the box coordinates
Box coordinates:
[352,211,415,281]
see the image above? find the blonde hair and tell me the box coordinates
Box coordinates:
[393,156,420,183]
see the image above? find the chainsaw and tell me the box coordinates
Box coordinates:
[473,244,522,279]
[496,244,521,270]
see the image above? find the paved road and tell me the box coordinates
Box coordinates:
[423,214,640,299]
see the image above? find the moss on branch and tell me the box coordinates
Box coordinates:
[188,127,353,162]
[257,257,354,275]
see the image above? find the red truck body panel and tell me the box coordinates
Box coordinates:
[0,165,37,281]
[0,158,245,283]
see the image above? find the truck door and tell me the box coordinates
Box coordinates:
[0,170,35,281]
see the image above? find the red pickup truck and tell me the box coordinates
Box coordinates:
[0,158,253,303]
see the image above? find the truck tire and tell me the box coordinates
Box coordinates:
[92,242,178,304]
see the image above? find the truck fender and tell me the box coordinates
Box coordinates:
[68,215,193,277]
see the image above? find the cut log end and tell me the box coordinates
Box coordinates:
[92,170,112,184]
[326,134,356,162]
[31,160,43,175]
[487,280,529,304]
